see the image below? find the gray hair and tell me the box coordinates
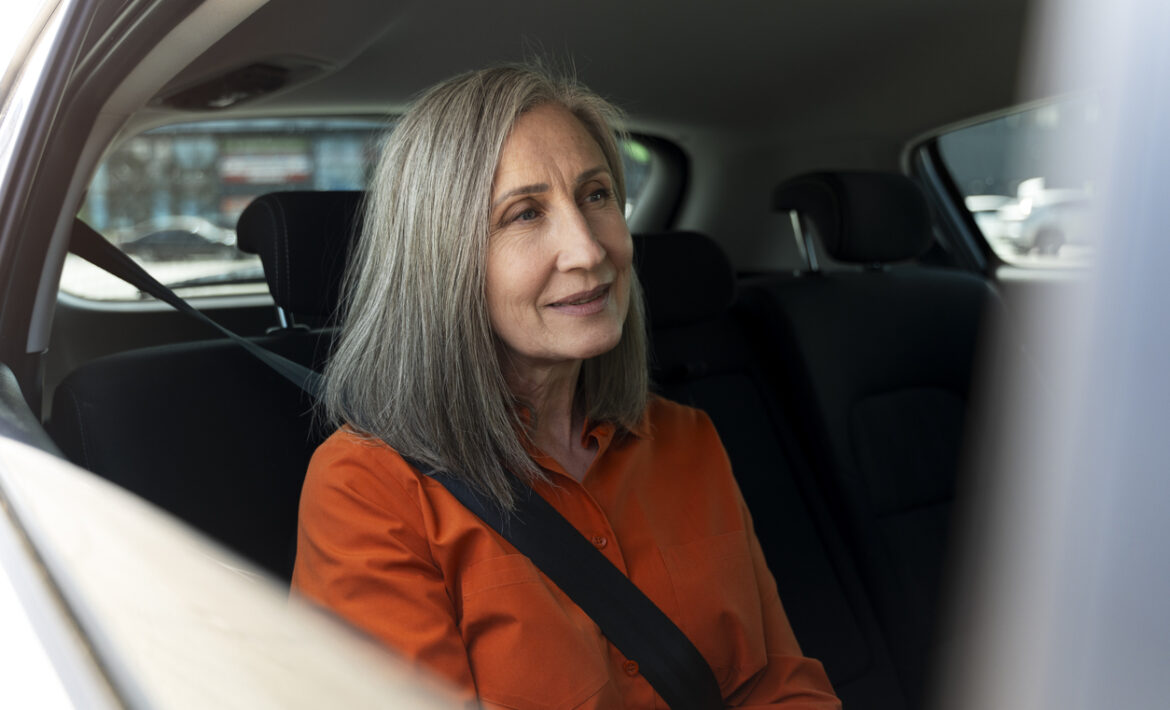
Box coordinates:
[323,65,649,509]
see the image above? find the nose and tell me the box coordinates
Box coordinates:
[553,204,606,272]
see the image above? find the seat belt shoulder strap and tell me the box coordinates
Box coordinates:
[421,465,724,710]
[69,218,322,397]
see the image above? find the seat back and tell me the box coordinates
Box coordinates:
[49,191,364,579]
[741,171,1001,706]
[636,231,907,710]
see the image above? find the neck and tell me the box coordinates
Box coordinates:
[505,358,580,443]
[503,357,595,481]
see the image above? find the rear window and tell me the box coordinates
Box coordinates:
[934,97,1099,268]
[65,118,657,301]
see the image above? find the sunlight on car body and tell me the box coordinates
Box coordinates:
[0,1,53,79]
[0,438,462,709]
[941,1,1170,708]
[0,1,67,192]
[0,533,73,709]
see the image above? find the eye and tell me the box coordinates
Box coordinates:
[515,207,540,222]
[583,187,612,204]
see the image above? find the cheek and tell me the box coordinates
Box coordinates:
[485,241,545,331]
[484,247,508,327]
[605,228,635,314]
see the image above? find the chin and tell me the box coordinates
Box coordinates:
[574,330,624,361]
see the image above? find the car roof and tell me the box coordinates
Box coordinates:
[126,0,1036,161]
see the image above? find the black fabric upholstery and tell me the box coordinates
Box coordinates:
[744,174,1001,707]
[48,332,334,579]
[636,231,907,710]
[48,188,363,580]
[634,231,735,329]
[773,171,932,263]
[237,190,364,320]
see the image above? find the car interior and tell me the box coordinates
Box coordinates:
[0,0,1080,708]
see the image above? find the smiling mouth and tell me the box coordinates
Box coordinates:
[548,284,610,307]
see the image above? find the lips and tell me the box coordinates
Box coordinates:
[548,284,609,307]
[546,284,611,315]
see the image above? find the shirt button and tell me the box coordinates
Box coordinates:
[624,660,639,676]
[591,535,608,549]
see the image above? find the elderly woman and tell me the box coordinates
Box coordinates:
[291,66,839,709]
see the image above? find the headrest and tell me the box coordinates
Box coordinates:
[634,231,735,329]
[773,171,932,263]
[237,191,365,319]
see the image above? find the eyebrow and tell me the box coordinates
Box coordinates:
[490,166,609,209]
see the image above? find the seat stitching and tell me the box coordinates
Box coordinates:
[274,198,292,310]
[257,199,289,307]
[63,388,91,468]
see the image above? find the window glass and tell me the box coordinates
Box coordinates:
[936,98,1099,268]
[65,118,657,301]
[67,118,386,300]
[621,139,652,218]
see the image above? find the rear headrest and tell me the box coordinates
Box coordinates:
[634,231,735,329]
[773,171,932,263]
[237,191,365,319]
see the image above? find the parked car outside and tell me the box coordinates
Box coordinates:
[997,177,1092,255]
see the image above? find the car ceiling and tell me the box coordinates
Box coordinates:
[155,0,1035,146]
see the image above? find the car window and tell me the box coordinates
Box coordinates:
[933,97,1099,269]
[64,118,657,301]
[65,118,386,301]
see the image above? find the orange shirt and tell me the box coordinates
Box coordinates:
[292,397,839,709]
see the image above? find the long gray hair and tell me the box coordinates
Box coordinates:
[323,65,649,509]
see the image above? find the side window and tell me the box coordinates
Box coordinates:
[621,139,652,218]
[933,98,1098,268]
[67,118,388,300]
[66,119,659,301]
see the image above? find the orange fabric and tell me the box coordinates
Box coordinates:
[292,397,840,709]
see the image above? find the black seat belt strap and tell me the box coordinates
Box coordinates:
[418,464,725,710]
[68,219,323,398]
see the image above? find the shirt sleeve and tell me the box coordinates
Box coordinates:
[727,505,842,709]
[290,436,477,704]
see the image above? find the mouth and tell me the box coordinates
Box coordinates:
[548,284,610,308]
[545,283,613,317]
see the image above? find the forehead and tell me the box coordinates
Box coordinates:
[493,104,608,185]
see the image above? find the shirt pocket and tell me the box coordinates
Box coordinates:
[459,553,611,710]
[660,531,768,687]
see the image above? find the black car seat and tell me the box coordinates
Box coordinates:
[48,191,363,580]
[637,231,907,710]
[738,171,1002,707]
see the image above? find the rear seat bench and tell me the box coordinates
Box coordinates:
[638,230,908,710]
[737,171,1003,707]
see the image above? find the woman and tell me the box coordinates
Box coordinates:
[292,65,839,709]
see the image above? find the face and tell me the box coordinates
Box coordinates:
[486,103,633,379]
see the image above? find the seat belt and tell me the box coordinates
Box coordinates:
[68,218,724,709]
[416,462,725,710]
[69,219,322,398]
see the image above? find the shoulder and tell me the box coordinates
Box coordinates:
[301,428,430,520]
[620,395,728,475]
[643,394,720,443]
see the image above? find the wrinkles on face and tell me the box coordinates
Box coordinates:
[485,104,632,400]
